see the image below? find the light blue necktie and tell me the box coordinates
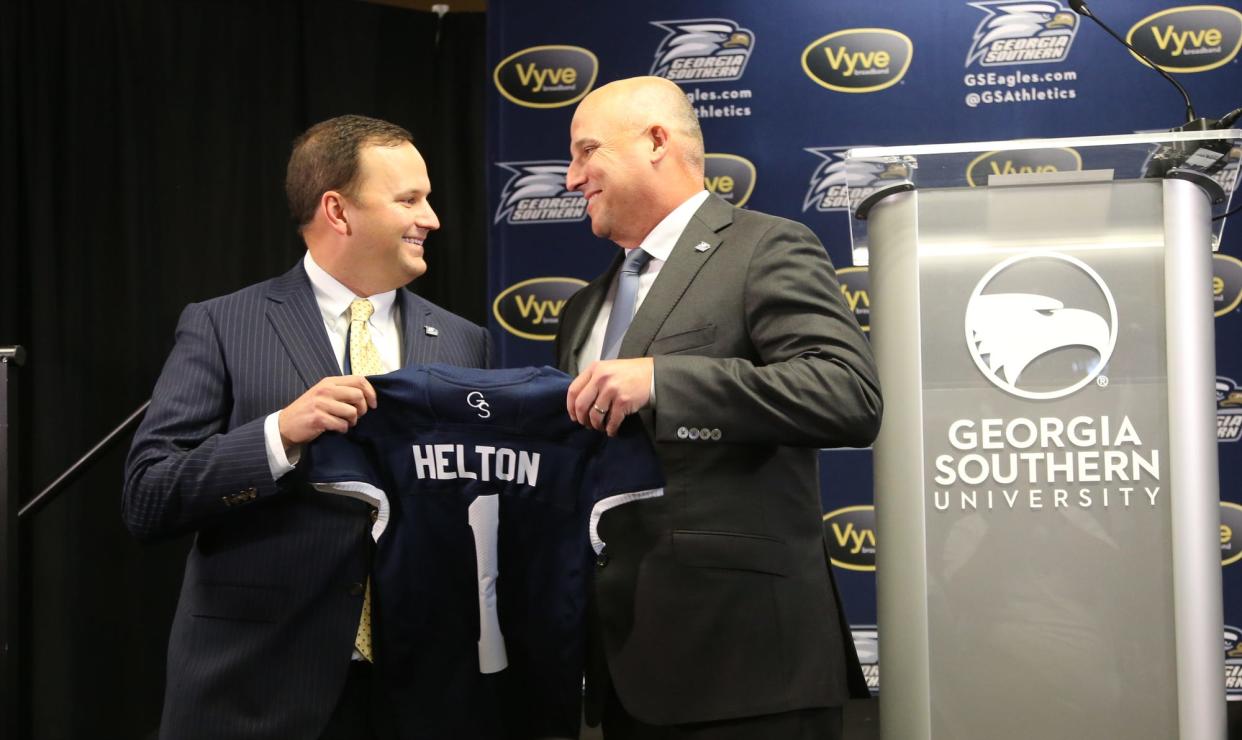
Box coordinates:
[601,248,651,360]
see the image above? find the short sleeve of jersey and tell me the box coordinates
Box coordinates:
[303,429,391,539]
[586,416,666,500]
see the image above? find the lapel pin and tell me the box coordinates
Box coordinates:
[424,325,439,337]
[694,241,712,252]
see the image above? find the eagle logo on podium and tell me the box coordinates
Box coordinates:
[965,252,1117,400]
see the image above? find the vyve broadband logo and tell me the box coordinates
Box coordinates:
[704,154,755,207]
[802,28,913,93]
[966,252,1117,400]
[966,147,1082,186]
[493,277,587,341]
[1215,253,1242,317]
[823,505,876,571]
[1127,5,1242,73]
[494,45,599,108]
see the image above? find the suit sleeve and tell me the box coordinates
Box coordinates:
[651,219,882,448]
[122,302,286,542]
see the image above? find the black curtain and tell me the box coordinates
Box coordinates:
[0,1,488,736]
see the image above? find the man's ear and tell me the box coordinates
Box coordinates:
[647,124,671,164]
[321,191,350,235]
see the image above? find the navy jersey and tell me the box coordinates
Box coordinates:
[303,365,664,740]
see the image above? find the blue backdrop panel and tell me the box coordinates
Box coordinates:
[486,0,1242,699]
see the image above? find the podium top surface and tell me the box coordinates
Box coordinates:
[844,129,1241,264]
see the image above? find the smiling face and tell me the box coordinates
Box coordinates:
[566,91,664,249]
[341,141,440,292]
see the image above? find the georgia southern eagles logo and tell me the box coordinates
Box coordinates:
[966,1,1079,67]
[493,161,586,225]
[1218,376,1242,443]
[965,252,1117,400]
[649,18,755,82]
[803,147,910,213]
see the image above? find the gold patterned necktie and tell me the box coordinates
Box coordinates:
[348,298,383,662]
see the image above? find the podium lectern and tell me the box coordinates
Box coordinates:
[848,131,1241,740]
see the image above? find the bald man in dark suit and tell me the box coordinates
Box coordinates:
[556,77,881,739]
[124,115,489,740]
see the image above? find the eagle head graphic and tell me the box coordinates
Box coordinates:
[650,19,753,77]
[493,161,578,224]
[967,292,1110,390]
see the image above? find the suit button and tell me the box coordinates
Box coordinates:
[710,428,722,441]
[595,552,609,568]
[688,428,700,440]
[676,426,688,439]
[349,581,365,597]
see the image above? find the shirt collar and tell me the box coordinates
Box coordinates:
[634,189,710,263]
[302,252,397,326]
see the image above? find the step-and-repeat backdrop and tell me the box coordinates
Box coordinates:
[486,0,1242,697]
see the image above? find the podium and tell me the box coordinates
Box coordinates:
[847,130,1242,740]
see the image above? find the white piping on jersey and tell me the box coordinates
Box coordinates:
[468,495,508,673]
[589,488,665,555]
[313,481,390,541]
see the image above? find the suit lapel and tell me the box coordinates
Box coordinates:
[619,195,733,358]
[558,251,623,371]
[265,263,341,387]
[398,288,437,367]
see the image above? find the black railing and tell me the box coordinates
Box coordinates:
[0,346,149,739]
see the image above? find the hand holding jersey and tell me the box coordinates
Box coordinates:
[567,357,653,435]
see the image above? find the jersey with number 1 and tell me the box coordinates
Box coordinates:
[303,364,664,740]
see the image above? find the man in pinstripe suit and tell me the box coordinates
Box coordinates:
[123,115,490,740]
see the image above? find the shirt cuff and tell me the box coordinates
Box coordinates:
[648,370,657,408]
[264,412,299,480]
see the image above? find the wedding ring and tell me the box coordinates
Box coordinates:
[592,405,608,415]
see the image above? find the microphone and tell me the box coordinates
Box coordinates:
[1070,0,1239,207]
[1068,0,1198,125]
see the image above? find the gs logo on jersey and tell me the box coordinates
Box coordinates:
[703,154,755,207]
[966,147,1082,186]
[1127,5,1242,73]
[1218,376,1242,442]
[493,45,598,108]
[837,267,871,333]
[802,29,913,93]
[1214,253,1242,318]
[493,161,585,225]
[965,1,1079,67]
[803,147,910,213]
[823,505,876,571]
[649,18,755,83]
[493,277,587,341]
[1221,502,1242,565]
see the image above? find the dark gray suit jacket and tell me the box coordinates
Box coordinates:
[555,194,882,726]
[124,262,490,740]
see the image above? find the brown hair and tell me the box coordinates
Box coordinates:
[285,115,413,230]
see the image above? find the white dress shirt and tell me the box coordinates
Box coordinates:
[576,190,711,386]
[263,251,401,479]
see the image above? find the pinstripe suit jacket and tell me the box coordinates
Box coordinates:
[123,262,490,740]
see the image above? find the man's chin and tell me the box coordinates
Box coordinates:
[399,258,427,283]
